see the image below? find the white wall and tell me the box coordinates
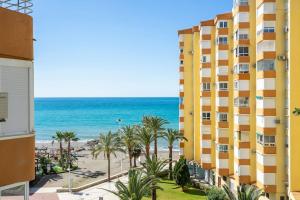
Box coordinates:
[256,97,276,109]
[201,26,211,35]
[201,68,211,77]
[202,140,211,148]
[234,114,249,125]
[200,97,211,106]
[256,153,276,166]
[257,40,276,54]
[216,128,228,138]
[217,50,228,60]
[217,159,229,169]
[201,125,210,134]
[201,40,211,49]
[257,78,276,90]
[217,66,228,75]
[256,116,276,128]
[235,80,249,91]
[257,2,276,16]
[0,58,33,137]
[216,97,228,107]
[257,170,276,185]
[234,148,250,159]
[201,154,211,163]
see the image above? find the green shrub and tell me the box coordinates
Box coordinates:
[173,156,190,190]
[207,186,227,200]
[52,165,64,174]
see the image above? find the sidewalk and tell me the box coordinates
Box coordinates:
[57,176,128,200]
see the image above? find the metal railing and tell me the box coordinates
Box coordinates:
[0,0,33,14]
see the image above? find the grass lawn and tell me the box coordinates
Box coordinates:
[143,179,207,200]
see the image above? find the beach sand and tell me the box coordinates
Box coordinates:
[35,141,179,188]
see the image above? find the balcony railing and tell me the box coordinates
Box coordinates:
[0,0,33,14]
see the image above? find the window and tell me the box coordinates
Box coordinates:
[201,55,210,63]
[234,64,249,74]
[218,113,228,122]
[257,60,275,71]
[257,133,276,146]
[180,48,183,53]
[218,144,228,152]
[179,97,183,105]
[218,21,228,28]
[219,82,228,91]
[234,97,249,107]
[0,93,8,122]
[202,83,210,91]
[202,112,211,120]
[237,47,249,56]
[217,37,228,45]
[235,30,248,40]
[233,0,248,6]
[180,60,184,65]
[263,27,275,33]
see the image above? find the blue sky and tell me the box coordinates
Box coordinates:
[33,0,231,97]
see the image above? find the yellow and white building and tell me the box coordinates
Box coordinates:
[178,0,300,199]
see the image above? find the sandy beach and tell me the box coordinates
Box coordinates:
[35,141,179,188]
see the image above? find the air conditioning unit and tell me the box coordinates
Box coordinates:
[278,55,287,61]
[251,149,256,154]
[284,26,289,33]
[275,119,281,124]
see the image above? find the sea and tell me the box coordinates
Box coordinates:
[35,97,179,150]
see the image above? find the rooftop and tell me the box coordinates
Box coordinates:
[0,0,33,14]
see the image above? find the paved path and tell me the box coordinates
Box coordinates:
[57,176,128,200]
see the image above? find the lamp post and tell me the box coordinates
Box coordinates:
[68,164,71,193]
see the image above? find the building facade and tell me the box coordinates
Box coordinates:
[178,0,300,199]
[0,2,34,200]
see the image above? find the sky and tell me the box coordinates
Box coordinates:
[33,0,232,97]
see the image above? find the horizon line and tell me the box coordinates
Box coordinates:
[34,96,179,98]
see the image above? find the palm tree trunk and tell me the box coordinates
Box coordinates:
[133,156,137,167]
[146,144,150,157]
[154,131,158,157]
[169,145,173,180]
[67,140,71,167]
[108,154,111,182]
[152,188,156,200]
[59,141,63,159]
[129,151,132,168]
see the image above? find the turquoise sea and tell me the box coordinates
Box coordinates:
[35,97,179,149]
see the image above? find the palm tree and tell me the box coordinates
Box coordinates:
[223,184,264,200]
[132,144,142,167]
[92,131,124,181]
[141,155,167,200]
[293,107,300,116]
[162,128,187,180]
[143,116,168,157]
[136,125,154,157]
[105,169,160,200]
[120,125,137,168]
[62,131,79,168]
[52,131,64,164]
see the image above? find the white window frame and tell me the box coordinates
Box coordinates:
[218,82,228,91]
[218,144,228,152]
[218,21,228,28]
[218,113,228,122]
[202,83,211,91]
[202,112,211,120]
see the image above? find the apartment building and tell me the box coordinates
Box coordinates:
[0,1,34,199]
[178,0,300,199]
